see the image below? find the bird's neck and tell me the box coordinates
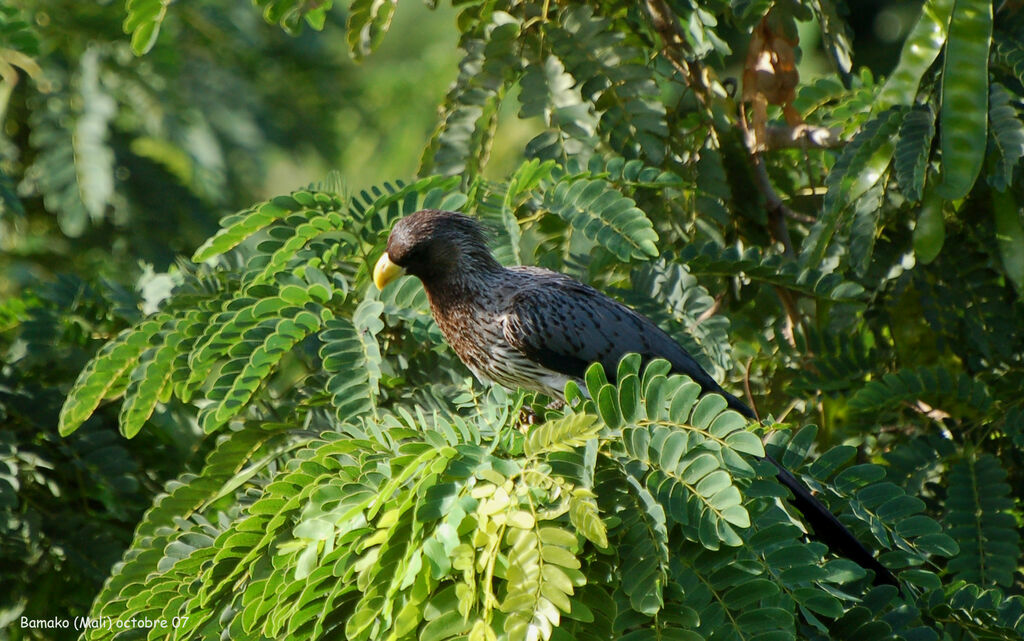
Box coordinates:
[422,252,502,296]
[423,270,496,309]
[420,258,505,330]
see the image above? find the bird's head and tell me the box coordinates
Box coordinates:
[373,210,499,289]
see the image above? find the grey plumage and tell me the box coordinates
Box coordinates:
[380,209,748,413]
[500,267,752,415]
[376,209,897,587]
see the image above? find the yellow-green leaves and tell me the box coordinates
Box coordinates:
[568,489,608,548]
[192,193,345,263]
[501,525,582,641]
[254,0,334,36]
[320,299,385,422]
[524,413,600,457]
[938,0,993,200]
[123,0,171,55]
[58,317,167,436]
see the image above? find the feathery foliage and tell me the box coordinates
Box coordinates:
[4,1,1024,640]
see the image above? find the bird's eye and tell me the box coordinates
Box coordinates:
[405,245,428,265]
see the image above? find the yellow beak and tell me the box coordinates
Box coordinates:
[373,253,405,289]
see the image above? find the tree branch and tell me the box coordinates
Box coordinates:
[764,123,842,150]
[642,0,710,104]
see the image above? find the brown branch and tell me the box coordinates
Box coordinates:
[784,206,817,224]
[764,123,843,150]
[694,292,725,325]
[752,154,796,258]
[641,0,812,346]
[739,102,797,258]
[772,285,801,349]
[743,355,759,421]
[642,0,710,104]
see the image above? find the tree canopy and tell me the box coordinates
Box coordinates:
[2,1,1023,641]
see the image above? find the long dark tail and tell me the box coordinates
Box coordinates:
[722,390,898,587]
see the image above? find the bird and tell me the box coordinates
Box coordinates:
[373,208,898,586]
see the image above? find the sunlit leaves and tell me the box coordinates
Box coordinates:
[254,0,335,35]
[524,413,599,457]
[59,317,168,436]
[542,176,659,261]
[876,0,954,109]
[123,0,172,55]
[320,299,385,422]
[192,197,309,262]
[347,0,397,59]
[804,107,904,267]
[501,525,582,641]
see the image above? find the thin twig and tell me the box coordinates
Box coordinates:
[743,355,759,421]
[642,0,710,104]
[764,123,842,150]
[694,292,725,325]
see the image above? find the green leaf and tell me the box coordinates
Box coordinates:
[320,299,385,423]
[804,108,904,266]
[192,199,298,262]
[200,309,325,433]
[525,413,599,457]
[542,176,659,261]
[876,0,955,109]
[123,0,172,55]
[59,317,166,436]
[944,454,1021,587]
[987,83,1024,192]
[937,0,992,199]
[254,0,335,35]
[347,0,398,60]
[992,187,1024,295]
[117,323,182,438]
[569,490,608,548]
[893,106,936,202]
[913,182,946,264]
[724,430,764,457]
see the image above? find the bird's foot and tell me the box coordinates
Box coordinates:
[517,405,541,433]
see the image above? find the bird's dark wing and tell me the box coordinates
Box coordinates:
[501,268,897,587]
[501,268,752,416]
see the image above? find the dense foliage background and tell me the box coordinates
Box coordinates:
[2,1,1022,640]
